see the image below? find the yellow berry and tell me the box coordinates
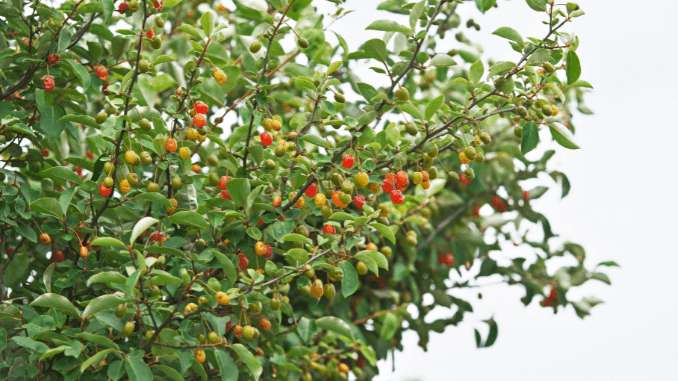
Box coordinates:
[124,150,137,165]
[459,152,470,164]
[179,147,191,159]
[186,127,198,140]
[119,179,131,194]
[295,197,305,208]
[196,134,206,142]
[355,172,369,188]
[213,69,227,84]
[314,193,326,207]
[215,291,230,305]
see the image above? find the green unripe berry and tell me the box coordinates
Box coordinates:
[115,304,127,318]
[270,298,281,310]
[340,192,351,205]
[104,176,115,188]
[264,159,276,170]
[275,145,286,158]
[140,151,153,165]
[297,37,309,49]
[463,146,476,160]
[321,205,332,218]
[128,0,139,12]
[395,87,410,102]
[250,41,262,53]
[208,331,220,344]
[480,132,492,144]
[494,77,506,90]
[139,118,152,131]
[514,126,523,138]
[356,261,368,275]
[150,36,162,49]
[242,325,255,340]
[406,122,418,136]
[405,235,417,247]
[296,225,310,237]
[198,334,206,344]
[428,166,438,180]
[381,246,392,257]
[543,62,555,73]
[147,182,160,192]
[123,321,135,336]
[341,180,353,194]
[104,162,115,175]
[155,17,165,28]
[330,173,343,187]
[464,167,475,181]
[207,154,219,166]
[95,111,108,124]
[334,93,345,103]
[474,152,484,164]
[329,267,343,281]
[139,59,151,73]
[324,283,336,299]
[541,103,553,116]
[448,171,460,183]
[127,173,138,186]
[249,301,262,313]
[516,106,528,118]
[171,176,183,190]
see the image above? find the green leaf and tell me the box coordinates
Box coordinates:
[151,73,177,92]
[409,1,425,30]
[489,61,516,77]
[30,293,80,317]
[149,271,183,286]
[30,198,64,220]
[566,50,581,85]
[338,261,358,297]
[363,39,388,62]
[125,358,153,381]
[316,316,353,340]
[90,237,126,248]
[354,253,378,275]
[214,351,238,381]
[76,332,120,350]
[43,263,56,293]
[225,178,250,207]
[87,271,128,287]
[155,365,186,381]
[16,224,37,243]
[153,55,176,65]
[12,336,49,353]
[596,261,620,268]
[201,11,215,36]
[286,248,309,263]
[83,294,124,318]
[425,95,444,121]
[214,252,237,284]
[169,211,211,231]
[526,0,547,12]
[469,60,485,83]
[569,79,593,89]
[485,319,499,347]
[430,54,457,67]
[371,222,395,244]
[327,61,343,75]
[59,114,100,129]
[492,27,523,46]
[397,103,422,120]
[101,0,114,22]
[134,192,173,208]
[358,250,388,270]
[130,217,159,244]
[590,272,611,285]
[521,121,539,154]
[300,134,329,149]
[549,122,580,149]
[330,212,355,221]
[66,59,91,91]
[41,166,83,185]
[231,344,263,380]
[39,345,71,361]
[176,24,201,38]
[379,313,399,340]
[366,19,410,35]
[40,106,66,141]
[282,234,313,245]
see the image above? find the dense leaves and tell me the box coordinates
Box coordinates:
[0,0,607,380]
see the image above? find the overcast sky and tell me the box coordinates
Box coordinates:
[315,1,678,380]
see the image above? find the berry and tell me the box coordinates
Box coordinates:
[191,164,201,173]
[353,195,365,209]
[179,147,191,159]
[272,196,282,207]
[218,175,231,190]
[194,101,208,114]
[294,197,305,208]
[310,279,324,298]
[331,191,346,208]
[395,171,408,186]
[250,41,262,53]
[43,76,55,92]
[140,151,153,165]
[314,193,326,207]
[115,304,127,318]
[339,363,349,374]
[297,37,309,49]
[213,68,227,84]
[382,180,394,193]
[238,253,249,269]
[40,233,51,245]
[171,177,183,190]
[52,250,65,263]
[395,87,409,102]
[146,182,159,192]
[494,76,506,90]
[543,62,555,73]
[95,111,108,124]
[165,138,177,152]
[334,93,345,103]
[41,148,49,157]
[259,317,271,331]
[324,283,336,299]
[125,150,137,164]
[438,253,455,266]
[390,189,404,204]
[99,182,112,197]
[522,190,530,201]
[255,241,267,256]
[138,59,151,73]
[491,196,507,213]
[119,179,131,194]
[305,183,317,197]
[87,151,94,159]
[460,174,469,185]
[323,224,335,235]
[193,113,206,127]
[356,261,368,275]
[480,131,492,144]
[473,205,480,217]
[184,303,198,313]
[342,154,354,169]
[146,30,155,39]
[260,131,273,146]
[47,53,59,65]
[80,246,89,258]
[195,350,206,363]
[123,321,135,336]
[381,246,392,257]
[233,325,243,338]
[216,291,230,305]
[270,119,282,131]
[355,172,369,188]
[366,242,377,251]
[149,36,161,49]
[516,106,528,118]
[95,65,108,81]
[242,325,255,339]
[265,244,273,258]
[220,190,231,200]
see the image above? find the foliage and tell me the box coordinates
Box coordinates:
[0,0,611,379]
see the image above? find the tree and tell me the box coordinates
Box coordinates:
[0,0,613,379]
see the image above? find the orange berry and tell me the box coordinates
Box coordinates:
[40,233,51,245]
[195,349,206,363]
[165,138,177,152]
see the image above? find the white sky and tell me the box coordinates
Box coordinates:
[315,1,678,380]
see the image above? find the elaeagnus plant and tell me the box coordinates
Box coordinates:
[0,0,612,379]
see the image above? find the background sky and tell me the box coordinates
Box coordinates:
[314,1,678,380]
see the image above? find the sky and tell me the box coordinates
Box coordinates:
[314,0,678,380]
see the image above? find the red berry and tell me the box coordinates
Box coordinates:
[522,190,530,201]
[491,196,507,213]
[381,180,394,193]
[99,182,112,197]
[342,154,354,169]
[323,224,335,235]
[549,287,558,300]
[95,65,107,81]
[395,171,408,187]
[47,53,59,65]
[41,148,49,157]
[472,205,480,217]
[87,151,94,159]
[146,30,155,39]
[43,76,55,92]
[264,244,273,258]
[390,189,404,204]
[260,131,272,147]
[118,2,128,11]
[152,0,162,10]
[102,82,111,95]
[52,251,65,264]
[219,176,231,190]
[194,101,208,114]
[305,184,317,198]
[149,232,164,242]
[220,190,231,200]
[193,113,206,127]
[238,253,249,269]
[353,195,365,209]
[460,174,469,185]
[75,167,83,177]
[75,222,88,237]
[438,253,455,266]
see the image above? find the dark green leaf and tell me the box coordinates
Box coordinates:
[521,121,539,154]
